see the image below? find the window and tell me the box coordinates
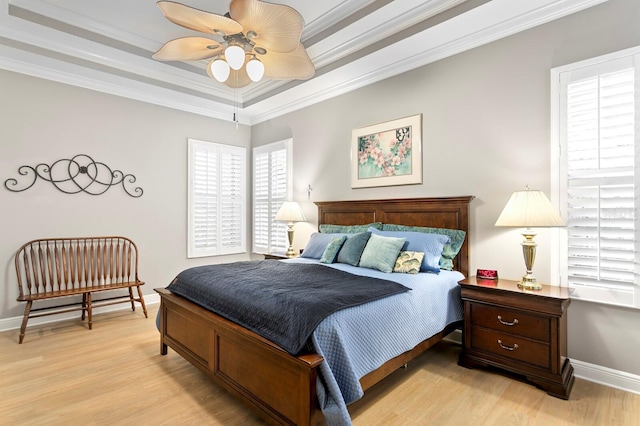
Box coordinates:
[188,138,246,258]
[551,47,639,308]
[253,139,292,253]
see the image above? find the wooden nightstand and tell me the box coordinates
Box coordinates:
[458,276,574,399]
[263,252,295,260]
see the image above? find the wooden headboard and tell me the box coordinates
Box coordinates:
[315,196,474,276]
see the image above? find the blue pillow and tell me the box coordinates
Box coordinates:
[359,234,406,273]
[319,236,348,264]
[300,232,346,259]
[336,231,371,266]
[381,224,465,270]
[368,227,449,273]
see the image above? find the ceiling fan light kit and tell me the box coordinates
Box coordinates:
[153,0,315,88]
[246,56,265,82]
[209,58,230,82]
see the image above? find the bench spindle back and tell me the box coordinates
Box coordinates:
[15,236,139,300]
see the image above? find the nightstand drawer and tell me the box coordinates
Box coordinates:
[470,303,550,342]
[471,327,550,369]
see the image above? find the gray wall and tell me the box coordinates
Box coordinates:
[251,0,640,376]
[0,70,252,319]
[1,0,638,378]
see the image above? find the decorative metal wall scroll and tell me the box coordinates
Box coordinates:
[4,154,143,197]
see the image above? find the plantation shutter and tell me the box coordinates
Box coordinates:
[557,52,640,307]
[188,139,246,257]
[253,139,292,253]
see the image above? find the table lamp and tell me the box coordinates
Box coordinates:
[275,201,306,257]
[495,187,565,290]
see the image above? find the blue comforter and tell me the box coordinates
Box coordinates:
[164,260,409,355]
[286,258,464,425]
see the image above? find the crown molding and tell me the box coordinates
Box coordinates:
[0,0,609,125]
[246,0,609,124]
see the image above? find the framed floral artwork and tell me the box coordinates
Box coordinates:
[351,114,422,188]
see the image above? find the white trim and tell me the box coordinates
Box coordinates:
[572,359,640,396]
[0,294,159,333]
[0,0,607,124]
[246,0,609,124]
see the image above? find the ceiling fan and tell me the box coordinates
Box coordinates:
[152,0,315,88]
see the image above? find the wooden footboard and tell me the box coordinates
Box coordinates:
[156,288,324,426]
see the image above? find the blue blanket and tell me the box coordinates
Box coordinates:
[165,260,409,355]
[289,258,464,425]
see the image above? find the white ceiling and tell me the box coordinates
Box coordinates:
[0,0,607,125]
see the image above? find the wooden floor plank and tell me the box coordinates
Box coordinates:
[1,305,638,425]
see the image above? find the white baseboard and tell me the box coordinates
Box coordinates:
[3,302,638,396]
[444,329,640,396]
[572,359,640,396]
[0,293,160,332]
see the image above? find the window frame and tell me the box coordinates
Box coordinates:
[550,46,640,308]
[187,138,247,258]
[252,138,292,254]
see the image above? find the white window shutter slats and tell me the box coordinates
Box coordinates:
[253,139,292,254]
[188,139,246,258]
[556,50,639,307]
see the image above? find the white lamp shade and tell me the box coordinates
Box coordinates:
[246,57,265,82]
[275,201,306,222]
[495,189,565,228]
[225,45,245,70]
[209,58,230,82]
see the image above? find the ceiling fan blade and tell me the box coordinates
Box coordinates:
[157,1,243,36]
[261,44,315,80]
[229,0,303,53]
[153,37,222,61]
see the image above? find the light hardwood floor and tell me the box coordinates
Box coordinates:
[1,305,638,426]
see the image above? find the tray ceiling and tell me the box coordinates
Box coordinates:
[0,0,607,124]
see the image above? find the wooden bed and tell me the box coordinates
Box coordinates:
[156,196,473,425]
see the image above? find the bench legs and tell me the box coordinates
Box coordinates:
[86,292,93,330]
[136,286,148,318]
[81,293,87,321]
[19,300,33,344]
[17,287,147,343]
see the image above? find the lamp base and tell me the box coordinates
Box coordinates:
[285,246,297,258]
[518,274,542,290]
[518,229,542,290]
[285,223,296,258]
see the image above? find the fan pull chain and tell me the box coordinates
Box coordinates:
[233,74,239,130]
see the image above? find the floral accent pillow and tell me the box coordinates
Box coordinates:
[393,251,425,274]
[319,235,348,264]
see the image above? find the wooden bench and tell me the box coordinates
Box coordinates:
[14,236,147,343]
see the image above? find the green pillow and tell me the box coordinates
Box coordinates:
[319,222,382,234]
[319,235,348,264]
[336,232,371,266]
[381,224,466,270]
[393,251,425,274]
[359,234,406,273]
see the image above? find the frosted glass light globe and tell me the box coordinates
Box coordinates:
[246,58,265,82]
[210,59,230,82]
[225,45,245,70]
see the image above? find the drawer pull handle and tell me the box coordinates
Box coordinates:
[497,339,519,351]
[497,315,518,326]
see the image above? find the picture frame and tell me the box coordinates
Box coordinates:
[351,113,422,188]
